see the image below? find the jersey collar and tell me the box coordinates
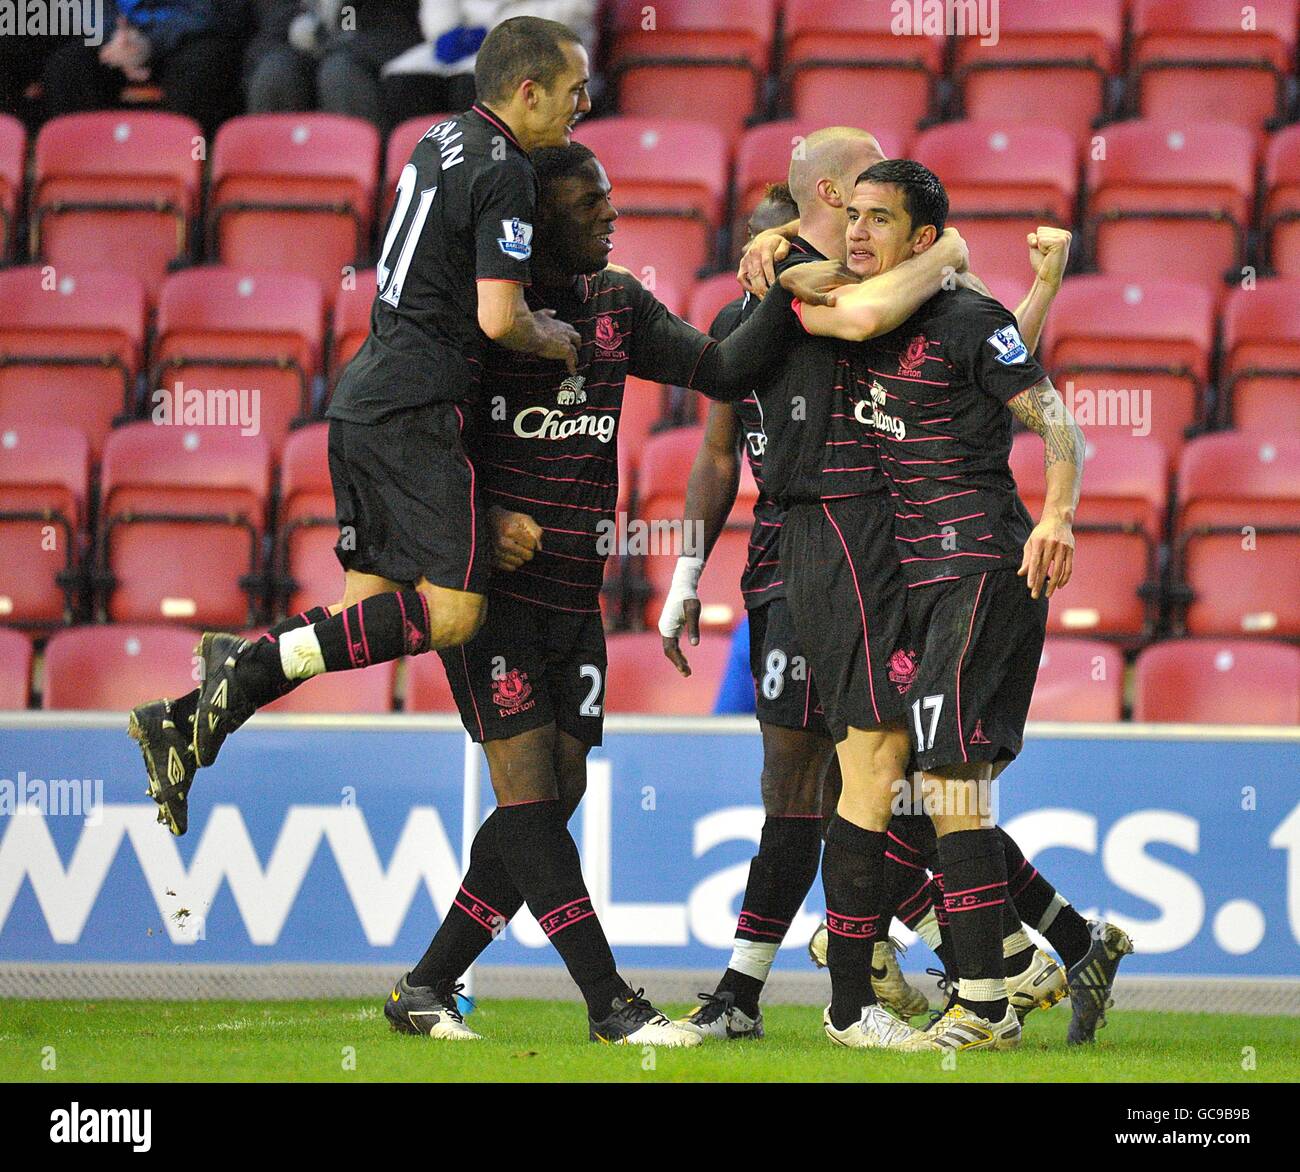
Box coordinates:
[789,236,828,261]
[468,104,528,156]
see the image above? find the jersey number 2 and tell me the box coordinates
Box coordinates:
[378,163,436,309]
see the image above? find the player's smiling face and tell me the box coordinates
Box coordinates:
[844,181,933,278]
[530,43,592,147]
[539,160,618,276]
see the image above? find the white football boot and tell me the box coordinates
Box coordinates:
[673,992,764,1040]
[1006,948,1068,1022]
[824,1003,924,1050]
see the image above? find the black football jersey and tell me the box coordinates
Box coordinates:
[329,105,538,423]
[851,288,1048,586]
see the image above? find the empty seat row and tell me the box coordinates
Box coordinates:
[602,0,1300,141]
[5,623,1296,726]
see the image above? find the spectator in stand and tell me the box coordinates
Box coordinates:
[378,1,597,117]
[245,1,425,130]
[41,1,242,136]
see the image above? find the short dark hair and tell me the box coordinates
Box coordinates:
[756,182,799,222]
[856,159,948,235]
[475,16,583,105]
[532,142,598,190]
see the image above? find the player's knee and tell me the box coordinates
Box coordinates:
[419,586,486,648]
[759,750,822,815]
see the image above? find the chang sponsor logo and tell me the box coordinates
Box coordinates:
[513,406,616,444]
[853,381,907,439]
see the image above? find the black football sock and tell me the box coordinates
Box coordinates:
[174,606,333,729]
[1002,897,1035,977]
[822,815,886,1031]
[881,814,933,936]
[931,871,954,973]
[493,799,624,1018]
[717,814,823,1016]
[408,809,525,988]
[998,826,1092,968]
[938,829,1009,1022]
[236,590,433,708]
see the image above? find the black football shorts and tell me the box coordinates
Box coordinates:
[439,591,608,746]
[328,403,491,594]
[900,567,1048,773]
[748,597,830,735]
[782,494,911,742]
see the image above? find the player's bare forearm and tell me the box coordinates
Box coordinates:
[1009,376,1083,518]
[1013,275,1061,355]
[683,401,742,561]
[788,231,967,341]
[1009,377,1084,598]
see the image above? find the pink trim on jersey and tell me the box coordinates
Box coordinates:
[865,368,951,387]
[954,572,988,762]
[492,588,601,614]
[908,575,960,588]
[486,487,607,513]
[885,850,923,869]
[900,552,1002,564]
[459,644,485,740]
[356,598,372,666]
[453,405,478,591]
[822,501,881,725]
[342,606,359,668]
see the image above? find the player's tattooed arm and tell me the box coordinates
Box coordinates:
[785,227,968,341]
[1007,376,1084,599]
[660,402,742,676]
[738,218,800,297]
[1012,227,1072,353]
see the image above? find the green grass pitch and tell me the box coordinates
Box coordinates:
[2,999,1296,1082]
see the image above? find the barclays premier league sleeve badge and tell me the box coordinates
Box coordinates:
[987,323,1028,365]
[498,218,533,260]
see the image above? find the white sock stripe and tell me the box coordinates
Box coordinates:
[957,977,1007,1004]
[1002,928,1032,957]
[1037,892,1068,933]
[728,938,779,982]
[914,907,942,951]
[279,626,325,681]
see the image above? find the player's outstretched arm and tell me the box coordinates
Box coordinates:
[1008,376,1085,600]
[785,228,969,341]
[477,280,580,371]
[1012,226,1072,354]
[660,402,742,677]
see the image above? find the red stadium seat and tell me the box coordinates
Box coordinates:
[1264,126,1300,278]
[1221,279,1300,432]
[0,267,147,461]
[634,426,757,630]
[42,624,200,710]
[606,0,776,144]
[913,122,1078,279]
[1027,639,1124,722]
[0,628,33,709]
[276,422,339,618]
[153,268,324,458]
[688,273,744,332]
[262,657,394,713]
[98,423,272,627]
[1043,276,1215,470]
[0,114,25,263]
[575,118,729,289]
[954,0,1122,138]
[31,112,202,300]
[383,114,452,220]
[1130,0,1295,132]
[1133,639,1300,725]
[1085,121,1256,295]
[209,114,380,302]
[604,630,732,715]
[329,268,377,389]
[1010,431,1167,638]
[404,651,460,713]
[1174,434,1300,637]
[0,423,90,624]
[783,0,942,137]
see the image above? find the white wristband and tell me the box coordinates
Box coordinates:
[657,555,704,638]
